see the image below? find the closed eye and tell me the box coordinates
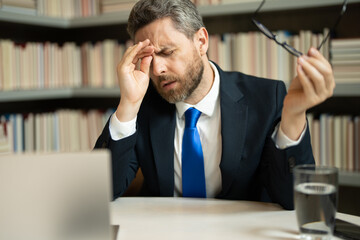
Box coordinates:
[156,49,174,57]
[162,50,174,56]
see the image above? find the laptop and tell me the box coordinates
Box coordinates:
[0,150,115,240]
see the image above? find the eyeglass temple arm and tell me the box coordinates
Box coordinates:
[318,0,348,50]
[253,0,266,18]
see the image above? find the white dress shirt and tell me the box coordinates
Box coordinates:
[109,62,306,197]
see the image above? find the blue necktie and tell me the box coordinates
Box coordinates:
[182,107,206,198]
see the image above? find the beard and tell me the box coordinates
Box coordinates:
[152,50,204,104]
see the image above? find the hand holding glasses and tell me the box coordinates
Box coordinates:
[252,0,348,57]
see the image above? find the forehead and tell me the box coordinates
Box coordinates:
[134,17,191,49]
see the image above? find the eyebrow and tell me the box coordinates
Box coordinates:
[153,46,174,54]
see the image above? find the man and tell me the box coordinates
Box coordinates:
[95,0,335,210]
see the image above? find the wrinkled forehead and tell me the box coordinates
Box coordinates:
[134,17,191,47]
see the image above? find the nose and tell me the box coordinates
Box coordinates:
[151,55,167,76]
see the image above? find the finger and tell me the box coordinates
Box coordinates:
[296,64,316,100]
[307,47,332,69]
[139,55,153,76]
[307,58,335,92]
[122,39,151,66]
[307,48,335,92]
[298,56,326,95]
[305,56,335,96]
[132,46,154,65]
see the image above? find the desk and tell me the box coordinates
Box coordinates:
[110,197,360,240]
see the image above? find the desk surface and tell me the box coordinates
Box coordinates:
[110,197,360,240]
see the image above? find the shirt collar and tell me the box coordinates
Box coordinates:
[175,61,220,118]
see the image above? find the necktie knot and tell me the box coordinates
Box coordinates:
[185,108,201,128]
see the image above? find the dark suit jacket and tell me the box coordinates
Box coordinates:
[95,63,315,210]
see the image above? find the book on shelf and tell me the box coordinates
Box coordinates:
[100,0,137,13]
[191,0,221,6]
[307,113,360,172]
[0,115,13,154]
[319,114,328,166]
[333,116,342,169]
[355,117,360,171]
[311,118,321,166]
[0,109,114,154]
[331,38,360,84]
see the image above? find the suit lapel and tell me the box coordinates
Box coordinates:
[217,67,248,197]
[149,102,176,196]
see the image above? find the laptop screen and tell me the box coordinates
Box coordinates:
[0,150,113,240]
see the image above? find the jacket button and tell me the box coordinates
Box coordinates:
[288,157,296,173]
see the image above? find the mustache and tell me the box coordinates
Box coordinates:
[158,75,178,82]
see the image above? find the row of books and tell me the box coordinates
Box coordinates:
[0,0,235,17]
[1,110,359,172]
[1,33,358,92]
[0,0,100,17]
[308,114,360,172]
[0,29,328,91]
[208,30,329,85]
[101,0,224,14]
[0,39,133,90]
[331,38,360,84]
[0,109,113,154]
[36,0,100,18]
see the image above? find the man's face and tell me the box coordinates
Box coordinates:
[134,17,204,103]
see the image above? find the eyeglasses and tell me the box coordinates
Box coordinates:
[252,0,348,57]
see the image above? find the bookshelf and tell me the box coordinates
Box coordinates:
[0,1,359,212]
[0,1,359,150]
[1,0,360,28]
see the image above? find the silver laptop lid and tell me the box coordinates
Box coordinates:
[0,150,113,240]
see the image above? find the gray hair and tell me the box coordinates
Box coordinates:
[127,0,205,40]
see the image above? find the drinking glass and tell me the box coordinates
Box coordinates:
[293,165,339,240]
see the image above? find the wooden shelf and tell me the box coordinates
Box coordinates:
[0,82,359,103]
[1,0,359,28]
[0,82,358,103]
[0,88,120,102]
[334,83,360,96]
[340,171,360,187]
[0,10,129,28]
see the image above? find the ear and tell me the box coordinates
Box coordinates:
[194,27,209,56]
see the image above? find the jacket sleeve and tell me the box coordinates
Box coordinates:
[259,81,315,210]
[94,119,139,199]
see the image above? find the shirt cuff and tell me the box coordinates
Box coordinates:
[109,113,137,141]
[271,121,307,149]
